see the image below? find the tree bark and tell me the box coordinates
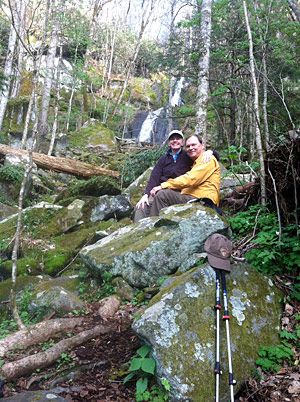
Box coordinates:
[0,318,84,358]
[107,0,156,125]
[10,0,26,99]
[195,0,213,144]
[243,0,267,205]
[48,45,63,156]
[37,0,59,143]
[0,144,120,178]
[0,0,21,130]
[1,322,114,381]
[286,0,300,22]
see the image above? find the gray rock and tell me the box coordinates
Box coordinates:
[1,390,69,401]
[80,203,231,288]
[112,277,135,300]
[29,286,84,316]
[133,262,283,402]
[124,167,153,206]
[90,194,133,222]
[55,133,70,153]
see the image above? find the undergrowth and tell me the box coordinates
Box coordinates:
[228,205,300,375]
[229,205,299,281]
[122,147,167,187]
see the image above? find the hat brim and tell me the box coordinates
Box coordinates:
[207,254,231,272]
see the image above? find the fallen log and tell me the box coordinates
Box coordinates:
[1,322,114,381]
[0,144,120,179]
[0,318,84,358]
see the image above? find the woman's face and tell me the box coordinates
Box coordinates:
[168,134,184,152]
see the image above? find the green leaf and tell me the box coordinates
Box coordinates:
[136,376,148,394]
[137,345,151,358]
[161,378,170,391]
[123,371,135,384]
[130,357,142,371]
[141,358,156,374]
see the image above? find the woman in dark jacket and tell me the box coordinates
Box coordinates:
[134,130,219,222]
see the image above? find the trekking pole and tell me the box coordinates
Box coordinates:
[214,269,222,402]
[221,270,236,402]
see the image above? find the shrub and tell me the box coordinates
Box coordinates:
[122,147,167,187]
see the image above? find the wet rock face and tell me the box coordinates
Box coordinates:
[133,263,283,402]
[80,203,231,288]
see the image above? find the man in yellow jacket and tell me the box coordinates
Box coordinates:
[149,134,221,216]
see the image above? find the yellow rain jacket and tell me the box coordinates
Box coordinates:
[161,154,220,206]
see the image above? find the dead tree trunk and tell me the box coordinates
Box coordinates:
[0,144,120,178]
[243,0,267,205]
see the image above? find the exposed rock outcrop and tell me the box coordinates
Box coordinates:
[80,203,231,288]
[133,262,283,402]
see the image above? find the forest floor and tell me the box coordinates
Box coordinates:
[1,241,300,401]
[2,297,299,401]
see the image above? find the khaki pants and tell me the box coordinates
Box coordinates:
[134,195,155,222]
[149,189,194,217]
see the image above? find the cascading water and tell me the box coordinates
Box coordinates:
[138,108,163,143]
[170,77,185,107]
[128,77,189,145]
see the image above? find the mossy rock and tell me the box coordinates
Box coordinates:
[0,275,42,302]
[0,205,63,249]
[0,202,18,221]
[33,276,82,294]
[123,167,153,206]
[133,263,283,402]
[69,121,118,152]
[22,227,96,277]
[55,176,121,202]
[32,200,84,239]
[0,258,42,280]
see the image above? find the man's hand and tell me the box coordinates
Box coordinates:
[201,150,213,163]
[150,185,162,197]
[136,194,149,210]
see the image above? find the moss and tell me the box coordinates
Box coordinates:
[0,258,42,279]
[22,227,96,277]
[55,176,120,202]
[34,276,81,293]
[69,121,117,151]
[0,275,41,302]
[134,264,282,401]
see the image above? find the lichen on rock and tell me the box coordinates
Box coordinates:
[133,263,283,402]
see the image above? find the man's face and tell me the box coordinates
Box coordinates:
[168,134,184,151]
[186,136,204,160]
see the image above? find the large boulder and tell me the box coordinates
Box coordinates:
[90,194,133,222]
[28,285,84,317]
[69,120,118,152]
[80,203,231,288]
[133,262,283,402]
[123,167,153,206]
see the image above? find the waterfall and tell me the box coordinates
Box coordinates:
[17,104,23,125]
[128,76,189,144]
[171,77,185,107]
[138,108,163,143]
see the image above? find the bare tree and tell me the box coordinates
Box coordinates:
[37,0,60,147]
[10,0,27,98]
[243,0,267,205]
[254,0,273,150]
[21,0,52,149]
[48,45,62,156]
[107,0,157,125]
[286,0,300,22]
[194,0,213,144]
[0,0,23,130]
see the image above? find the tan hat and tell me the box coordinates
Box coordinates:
[204,234,232,271]
[168,130,184,140]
